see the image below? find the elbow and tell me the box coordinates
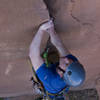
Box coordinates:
[29,51,35,61]
[29,50,32,59]
[29,46,34,59]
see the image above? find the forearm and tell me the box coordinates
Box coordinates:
[29,30,44,58]
[50,32,70,57]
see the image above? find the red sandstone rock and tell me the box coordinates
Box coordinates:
[0,0,49,97]
[44,0,100,96]
[0,0,100,98]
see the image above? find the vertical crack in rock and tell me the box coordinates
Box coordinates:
[70,0,81,23]
[69,0,92,26]
[43,0,57,19]
[43,0,92,27]
[43,0,81,23]
[43,0,52,18]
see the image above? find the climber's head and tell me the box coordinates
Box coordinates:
[57,56,86,87]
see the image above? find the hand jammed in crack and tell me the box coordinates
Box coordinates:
[39,19,54,34]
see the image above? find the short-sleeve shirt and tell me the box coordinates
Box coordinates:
[36,54,78,94]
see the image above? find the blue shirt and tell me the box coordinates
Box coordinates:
[36,54,78,94]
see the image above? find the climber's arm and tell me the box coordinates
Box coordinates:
[29,29,44,71]
[48,21,70,57]
[50,31,70,57]
[29,20,53,71]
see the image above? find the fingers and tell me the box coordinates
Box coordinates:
[48,19,53,25]
[39,19,54,31]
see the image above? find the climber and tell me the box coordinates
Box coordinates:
[29,20,86,98]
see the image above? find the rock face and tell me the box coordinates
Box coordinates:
[44,0,100,96]
[0,0,49,97]
[0,0,100,98]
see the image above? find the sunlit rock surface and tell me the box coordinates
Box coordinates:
[0,0,49,97]
[44,0,100,96]
[0,0,100,98]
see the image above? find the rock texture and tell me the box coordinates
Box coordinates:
[0,0,100,98]
[0,0,49,97]
[68,89,99,100]
[44,0,100,96]
[1,88,99,100]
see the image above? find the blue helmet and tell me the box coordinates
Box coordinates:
[63,62,86,87]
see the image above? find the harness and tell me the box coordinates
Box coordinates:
[28,38,68,100]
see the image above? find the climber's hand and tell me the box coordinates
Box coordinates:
[39,19,54,33]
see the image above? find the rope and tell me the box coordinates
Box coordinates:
[28,58,38,82]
